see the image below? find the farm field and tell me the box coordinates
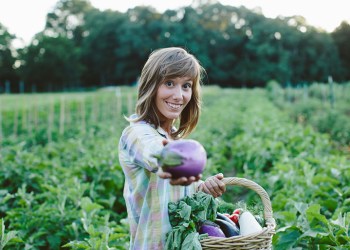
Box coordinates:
[0,86,349,249]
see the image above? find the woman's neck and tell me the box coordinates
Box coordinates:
[160,120,173,135]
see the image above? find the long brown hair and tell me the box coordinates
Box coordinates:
[129,47,205,138]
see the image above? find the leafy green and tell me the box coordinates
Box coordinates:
[165,192,218,250]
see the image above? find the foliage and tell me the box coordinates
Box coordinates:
[266,81,350,146]
[0,218,22,250]
[165,192,217,250]
[0,86,349,249]
[1,1,350,92]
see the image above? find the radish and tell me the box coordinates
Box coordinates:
[154,139,206,178]
[239,211,263,236]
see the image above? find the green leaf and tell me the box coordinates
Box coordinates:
[330,213,347,229]
[306,204,329,225]
[300,228,330,238]
[81,197,103,213]
[0,219,4,242]
[273,226,301,249]
[275,211,297,225]
[63,241,90,249]
[181,232,201,250]
[294,202,308,215]
[0,219,21,249]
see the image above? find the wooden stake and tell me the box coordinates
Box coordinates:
[13,109,18,138]
[34,95,38,128]
[80,98,86,134]
[48,101,54,143]
[21,106,27,132]
[60,96,65,135]
[127,93,133,116]
[91,96,97,123]
[116,90,122,118]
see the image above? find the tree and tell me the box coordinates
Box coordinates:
[20,36,82,92]
[44,0,94,45]
[0,23,18,92]
[80,9,127,86]
[332,21,350,80]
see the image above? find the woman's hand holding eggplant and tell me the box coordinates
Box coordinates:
[157,139,202,186]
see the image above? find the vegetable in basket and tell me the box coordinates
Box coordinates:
[214,218,240,237]
[154,139,207,178]
[216,212,237,227]
[165,191,218,250]
[199,220,225,237]
[239,211,263,236]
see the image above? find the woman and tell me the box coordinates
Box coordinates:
[119,47,226,249]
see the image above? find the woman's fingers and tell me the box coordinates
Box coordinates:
[199,174,226,197]
[169,176,200,186]
[157,168,172,179]
[201,183,212,195]
[195,174,202,181]
[208,178,221,197]
[170,177,188,185]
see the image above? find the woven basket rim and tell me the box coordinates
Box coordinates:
[200,177,276,248]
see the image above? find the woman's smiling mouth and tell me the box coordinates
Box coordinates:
[165,101,182,110]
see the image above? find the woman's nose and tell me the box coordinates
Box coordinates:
[172,85,183,99]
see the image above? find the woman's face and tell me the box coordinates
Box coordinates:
[155,76,193,123]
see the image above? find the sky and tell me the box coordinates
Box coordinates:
[0,0,349,48]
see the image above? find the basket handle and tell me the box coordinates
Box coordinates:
[222,177,276,228]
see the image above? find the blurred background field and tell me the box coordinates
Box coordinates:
[1,85,349,249]
[0,0,349,249]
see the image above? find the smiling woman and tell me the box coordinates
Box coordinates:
[118,47,226,249]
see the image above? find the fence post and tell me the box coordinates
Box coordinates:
[115,87,122,118]
[127,92,133,116]
[48,101,54,143]
[13,109,18,138]
[328,76,334,108]
[80,98,86,134]
[303,83,308,101]
[60,96,65,135]
[19,81,25,93]
[5,80,10,93]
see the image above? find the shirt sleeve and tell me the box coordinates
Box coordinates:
[120,123,165,173]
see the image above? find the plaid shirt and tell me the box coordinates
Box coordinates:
[119,117,200,250]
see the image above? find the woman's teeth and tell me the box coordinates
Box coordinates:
[166,102,182,109]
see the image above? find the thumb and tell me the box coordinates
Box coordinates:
[162,139,169,146]
[215,173,224,179]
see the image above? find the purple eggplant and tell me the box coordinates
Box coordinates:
[199,220,226,237]
[154,139,207,178]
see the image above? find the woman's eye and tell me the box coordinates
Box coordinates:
[183,83,192,89]
[165,81,173,87]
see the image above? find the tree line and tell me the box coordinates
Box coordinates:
[0,0,349,92]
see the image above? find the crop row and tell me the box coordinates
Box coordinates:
[1,87,349,249]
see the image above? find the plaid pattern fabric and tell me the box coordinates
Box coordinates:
[119,117,199,249]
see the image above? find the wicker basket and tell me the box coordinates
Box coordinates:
[200,177,276,250]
